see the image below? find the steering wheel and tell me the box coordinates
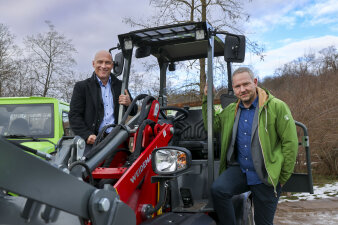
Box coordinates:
[160,106,189,122]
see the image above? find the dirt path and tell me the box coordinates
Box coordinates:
[274,197,338,225]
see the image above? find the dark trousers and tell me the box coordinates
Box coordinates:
[211,166,281,225]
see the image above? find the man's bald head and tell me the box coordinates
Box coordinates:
[94,50,112,61]
[92,50,114,85]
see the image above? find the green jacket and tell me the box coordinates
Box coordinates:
[202,87,298,187]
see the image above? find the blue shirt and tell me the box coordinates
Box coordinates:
[97,76,115,133]
[236,97,262,185]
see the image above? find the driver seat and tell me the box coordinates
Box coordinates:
[9,118,29,135]
[43,118,52,134]
[175,109,221,159]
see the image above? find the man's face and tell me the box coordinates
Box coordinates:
[92,52,113,82]
[232,71,258,106]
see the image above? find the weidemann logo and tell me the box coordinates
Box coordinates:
[130,154,152,183]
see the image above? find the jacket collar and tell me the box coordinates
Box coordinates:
[257,86,271,108]
[96,75,112,87]
[91,72,109,85]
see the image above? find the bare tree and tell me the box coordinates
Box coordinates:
[124,0,262,97]
[129,67,161,97]
[24,21,77,98]
[50,71,81,102]
[0,23,19,96]
[263,47,338,176]
[3,58,33,97]
[319,46,337,73]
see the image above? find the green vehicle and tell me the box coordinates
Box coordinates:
[0,97,72,158]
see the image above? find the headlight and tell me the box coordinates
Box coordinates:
[195,29,205,40]
[124,38,133,50]
[151,146,191,175]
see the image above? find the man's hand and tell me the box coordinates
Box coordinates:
[86,134,97,145]
[119,89,131,106]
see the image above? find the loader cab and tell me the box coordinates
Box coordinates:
[113,22,250,220]
[107,21,313,224]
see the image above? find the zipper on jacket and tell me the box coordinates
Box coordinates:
[258,106,277,197]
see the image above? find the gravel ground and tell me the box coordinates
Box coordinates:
[274,197,338,225]
[274,182,338,225]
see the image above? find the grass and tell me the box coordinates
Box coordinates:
[279,177,338,203]
[312,174,338,185]
[281,196,299,200]
[327,194,337,197]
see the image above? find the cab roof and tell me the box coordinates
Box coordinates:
[118,22,225,62]
[0,96,69,106]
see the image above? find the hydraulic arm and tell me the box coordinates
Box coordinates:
[0,137,136,225]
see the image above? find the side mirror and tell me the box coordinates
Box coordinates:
[113,52,124,76]
[135,46,151,58]
[151,146,192,175]
[224,35,246,63]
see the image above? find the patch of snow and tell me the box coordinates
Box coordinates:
[279,182,338,202]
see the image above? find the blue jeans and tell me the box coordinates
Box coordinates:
[211,166,281,225]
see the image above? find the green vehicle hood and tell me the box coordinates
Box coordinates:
[20,141,55,154]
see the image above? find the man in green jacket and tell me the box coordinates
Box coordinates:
[202,67,298,225]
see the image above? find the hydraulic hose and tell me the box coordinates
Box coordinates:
[93,124,116,147]
[143,180,169,218]
[137,96,156,125]
[7,140,52,160]
[120,94,148,125]
[85,94,156,170]
[69,161,94,185]
[129,119,156,163]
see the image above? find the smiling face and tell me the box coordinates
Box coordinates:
[92,50,113,84]
[232,71,258,108]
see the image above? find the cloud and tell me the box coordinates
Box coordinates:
[245,35,338,79]
[243,0,309,33]
[0,0,80,35]
[66,1,155,74]
[292,0,338,26]
[306,0,338,18]
[247,15,297,33]
[1,0,337,84]
[294,0,338,26]
[0,0,155,75]
[244,0,338,37]
[278,38,294,45]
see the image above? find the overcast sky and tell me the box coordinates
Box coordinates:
[1,0,337,81]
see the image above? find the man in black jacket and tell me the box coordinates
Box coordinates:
[69,50,137,145]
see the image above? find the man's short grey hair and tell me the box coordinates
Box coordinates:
[232,67,255,80]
